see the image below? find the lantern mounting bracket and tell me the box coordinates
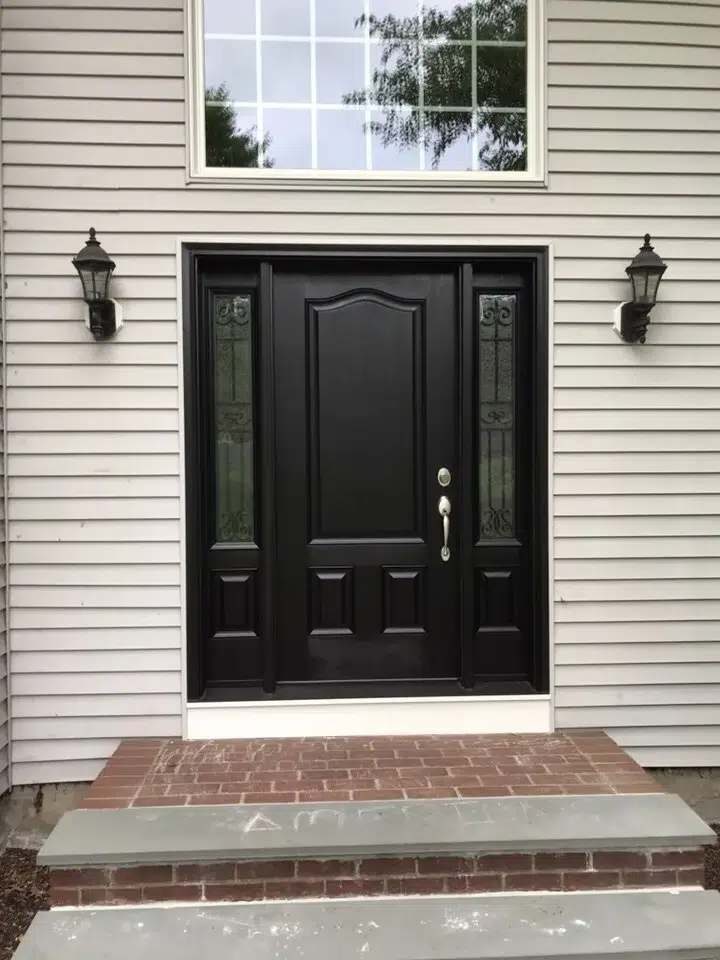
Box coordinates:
[613,300,652,345]
[85,299,123,342]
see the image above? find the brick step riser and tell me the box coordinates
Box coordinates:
[50,848,706,907]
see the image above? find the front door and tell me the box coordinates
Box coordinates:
[274,265,458,690]
[185,251,547,700]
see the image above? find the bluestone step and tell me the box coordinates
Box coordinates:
[39,792,713,866]
[15,890,720,960]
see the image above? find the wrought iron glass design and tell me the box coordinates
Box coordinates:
[203,0,528,172]
[478,294,515,538]
[214,294,255,542]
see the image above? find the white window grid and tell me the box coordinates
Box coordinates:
[204,0,528,173]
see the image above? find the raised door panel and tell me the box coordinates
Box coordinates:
[207,569,262,683]
[308,292,424,541]
[383,567,426,634]
[309,568,354,635]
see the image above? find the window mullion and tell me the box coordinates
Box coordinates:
[364,0,372,170]
[471,4,479,171]
[255,0,264,166]
[310,0,318,170]
[417,0,425,172]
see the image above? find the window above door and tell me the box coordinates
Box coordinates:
[188,0,546,183]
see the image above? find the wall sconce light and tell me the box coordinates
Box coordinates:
[613,234,667,344]
[72,228,123,341]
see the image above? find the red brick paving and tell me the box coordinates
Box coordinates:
[79,730,661,810]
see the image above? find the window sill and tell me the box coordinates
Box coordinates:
[185,169,549,191]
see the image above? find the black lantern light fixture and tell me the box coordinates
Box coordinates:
[614,234,667,344]
[72,228,123,341]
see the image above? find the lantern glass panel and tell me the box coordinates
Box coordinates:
[628,267,649,304]
[645,268,663,304]
[77,264,112,301]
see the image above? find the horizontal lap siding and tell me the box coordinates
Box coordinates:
[0,333,7,794]
[550,1,720,764]
[0,89,8,794]
[1,0,719,781]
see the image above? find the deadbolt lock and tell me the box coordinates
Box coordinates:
[437,467,451,487]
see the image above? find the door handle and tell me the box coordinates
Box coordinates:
[438,495,451,561]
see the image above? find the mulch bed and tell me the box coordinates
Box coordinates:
[706,824,720,892]
[0,829,716,960]
[0,850,49,960]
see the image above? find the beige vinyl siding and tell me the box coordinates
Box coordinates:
[1,0,720,781]
[0,56,8,796]
[0,363,7,794]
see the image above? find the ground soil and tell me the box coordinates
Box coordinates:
[0,832,718,960]
[0,850,48,960]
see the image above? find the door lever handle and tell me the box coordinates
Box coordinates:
[438,495,451,561]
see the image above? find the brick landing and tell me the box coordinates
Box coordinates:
[79,731,661,810]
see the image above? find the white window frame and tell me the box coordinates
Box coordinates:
[186,0,546,185]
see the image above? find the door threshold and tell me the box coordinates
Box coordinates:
[201,680,538,701]
[185,694,552,739]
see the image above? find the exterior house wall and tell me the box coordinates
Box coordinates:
[1,0,719,784]
[0,435,7,796]
[0,309,7,796]
[0,63,9,795]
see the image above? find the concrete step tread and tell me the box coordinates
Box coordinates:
[16,890,720,960]
[38,793,714,867]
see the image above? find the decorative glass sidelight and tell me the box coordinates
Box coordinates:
[213,294,255,542]
[478,293,515,538]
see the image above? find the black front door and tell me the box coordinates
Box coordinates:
[185,250,548,701]
[274,266,458,689]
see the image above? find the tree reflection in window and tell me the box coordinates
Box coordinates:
[344,1,527,170]
[478,294,516,538]
[214,294,254,542]
[205,85,274,168]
